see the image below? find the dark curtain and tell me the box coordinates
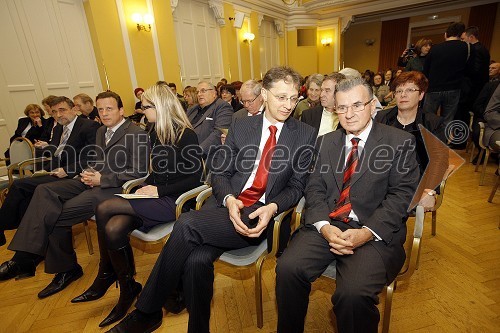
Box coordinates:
[468,2,497,51]
[378,17,409,72]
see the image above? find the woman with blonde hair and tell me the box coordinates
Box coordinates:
[183,86,198,109]
[71,83,203,328]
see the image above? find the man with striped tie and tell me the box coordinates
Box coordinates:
[108,66,317,333]
[276,77,420,333]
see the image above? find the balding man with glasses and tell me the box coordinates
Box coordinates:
[186,81,233,156]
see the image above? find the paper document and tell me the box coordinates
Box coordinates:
[115,193,159,199]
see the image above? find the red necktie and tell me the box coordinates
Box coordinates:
[238,125,277,207]
[329,138,360,222]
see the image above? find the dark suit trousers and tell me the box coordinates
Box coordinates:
[136,197,264,333]
[0,175,61,231]
[276,226,388,333]
[8,179,120,273]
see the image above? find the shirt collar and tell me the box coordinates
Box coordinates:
[346,119,373,144]
[108,118,127,133]
[262,113,284,134]
[64,115,78,132]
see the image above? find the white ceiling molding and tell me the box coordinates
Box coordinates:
[274,19,284,37]
[170,0,178,13]
[208,0,226,27]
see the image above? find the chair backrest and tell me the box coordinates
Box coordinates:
[9,137,34,165]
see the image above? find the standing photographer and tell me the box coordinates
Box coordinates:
[405,38,432,72]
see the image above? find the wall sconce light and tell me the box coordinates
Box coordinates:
[132,13,154,32]
[321,37,332,46]
[243,32,255,43]
[364,38,376,46]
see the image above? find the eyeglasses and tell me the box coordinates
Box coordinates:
[141,104,155,111]
[335,99,373,114]
[394,88,420,96]
[267,89,299,106]
[196,88,215,94]
[241,94,261,106]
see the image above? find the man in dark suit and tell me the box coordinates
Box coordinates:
[276,78,420,333]
[74,93,101,123]
[107,66,317,333]
[186,81,233,156]
[0,96,99,246]
[301,72,345,136]
[0,91,149,297]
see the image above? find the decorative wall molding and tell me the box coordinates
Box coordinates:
[274,19,284,37]
[341,15,353,34]
[257,14,264,27]
[170,0,178,13]
[208,0,225,27]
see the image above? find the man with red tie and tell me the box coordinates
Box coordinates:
[276,78,420,333]
[108,66,317,333]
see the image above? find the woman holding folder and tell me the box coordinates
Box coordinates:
[71,83,203,327]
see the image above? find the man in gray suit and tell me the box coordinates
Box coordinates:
[108,66,317,333]
[276,78,420,333]
[186,81,233,156]
[0,91,149,298]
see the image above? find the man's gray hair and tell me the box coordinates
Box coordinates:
[198,81,216,90]
[335,77,373,99]
[241,80,262,96]
[339,67,362,79]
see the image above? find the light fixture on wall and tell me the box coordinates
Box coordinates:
[132,13,154,32]
[243,32,255,43]
[364,38,375,46]
[321,37,332,47]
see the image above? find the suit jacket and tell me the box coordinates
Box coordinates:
[210,114,317,214]
[304,122,420,281]
[233,106,265,119]
[301,106,342,134]
[40,117,100,177]
[9,117,47,143]
[186,98,233,155]
[92,119,149,188]
[39,117,56,142]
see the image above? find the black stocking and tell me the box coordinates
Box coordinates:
[96,198,143,250]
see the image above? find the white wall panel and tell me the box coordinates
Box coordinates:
[173,0,223,88]
[259,19,279,79]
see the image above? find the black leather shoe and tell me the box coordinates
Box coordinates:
[106,309,162,333]
[0,260,35,281]
[71,272,117,303]
[38,265,83,299]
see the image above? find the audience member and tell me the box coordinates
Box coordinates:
[293,73,324,119]
[423,22,470,124]
[276,77,420,333]
[301,72,345,136]
[220,84,244,112]
[383,69,393,86]
[404,38,432,72]
[372,72,390,106]
[183,86,198,109]
[376,71,448,211]
[38,95,59,143]
[233,80,264,118]
[482,84,500,151]
[107,66,316,333]
[186,81,233,156]
[73,93,100,122]
[0,92,149,299]
[168,83,188,110]
[134,88,144,113]
[0,96,100,246]
[71,83,203,328]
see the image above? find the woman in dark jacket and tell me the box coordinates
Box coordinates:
[404,38,432,73]
[71,83,203,327]
[375,71,447,211]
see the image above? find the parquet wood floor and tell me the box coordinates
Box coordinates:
[0,151,499,332]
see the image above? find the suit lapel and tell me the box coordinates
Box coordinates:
[66,117,83,145]
[328,130,346,192]
[313,107,323,129]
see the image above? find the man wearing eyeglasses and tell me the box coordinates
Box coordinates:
[108,66,317,333]
[276,77,419,333]
[186,81,233,156]
[301,72,346,136]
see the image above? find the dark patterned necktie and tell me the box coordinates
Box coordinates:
[54,126,70,157]
[329,138,360,222]
[238,125,277,207]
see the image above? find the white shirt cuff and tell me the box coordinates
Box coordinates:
[362,226,382,241]
[313,221,330,233]
[223,194,234,207]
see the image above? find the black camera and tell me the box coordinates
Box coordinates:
[407,44,416,56]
